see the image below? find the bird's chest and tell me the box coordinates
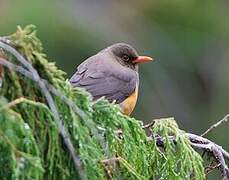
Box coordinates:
[119,85,138,115]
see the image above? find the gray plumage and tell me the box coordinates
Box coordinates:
[70,43,139,104]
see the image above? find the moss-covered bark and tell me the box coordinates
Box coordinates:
[0,25,205,180]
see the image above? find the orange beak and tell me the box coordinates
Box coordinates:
[132,56,154,64]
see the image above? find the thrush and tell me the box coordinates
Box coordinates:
[70,43,153,115]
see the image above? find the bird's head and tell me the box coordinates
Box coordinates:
[108,43,153,70]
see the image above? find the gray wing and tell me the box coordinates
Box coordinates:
[70,59,137,104]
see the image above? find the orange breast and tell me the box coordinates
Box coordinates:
[119,86,138,115]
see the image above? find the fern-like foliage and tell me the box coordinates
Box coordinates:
[0,25,205,180]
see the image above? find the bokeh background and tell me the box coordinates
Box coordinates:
[0,0,228,178]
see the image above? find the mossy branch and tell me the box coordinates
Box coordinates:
[0,25,228,180]
[0,41,87,179]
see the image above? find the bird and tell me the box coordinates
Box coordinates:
[69,43,153,115]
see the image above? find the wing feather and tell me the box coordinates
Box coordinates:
[70,54,138,103]
[70,69,136,103]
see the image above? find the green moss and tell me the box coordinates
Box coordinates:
[0,25,205,179]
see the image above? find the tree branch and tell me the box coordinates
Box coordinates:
[1,37,228,179]
[143,118,229,179]
[0,41,87,180]
[201,114,229,137]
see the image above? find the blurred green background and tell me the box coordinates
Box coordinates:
[0,0,228,178]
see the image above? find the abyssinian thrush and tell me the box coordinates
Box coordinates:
[70,43,153,115]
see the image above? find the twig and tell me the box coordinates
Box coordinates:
[0,42,87,179]
[0,57,104,147]
[101,157,121,164]
[0,37,14,46]
[143,120,155,129]
[190,142,229,179]
[101,162,114,180]
[101,157,145,180]
[187,133,229,160]
[0,58,35,81]
[205,162,221,176]
[101,157,121,180]
[114,119,229,179]
[0,58,87,118]
[150,132,229,179]
[0,48,5,88]
[212,145,229,179]
[0,97,27,111]
[201,114,229,137]
[187,133,229,179]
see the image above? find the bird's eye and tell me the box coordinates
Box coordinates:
[122,55,129,61]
